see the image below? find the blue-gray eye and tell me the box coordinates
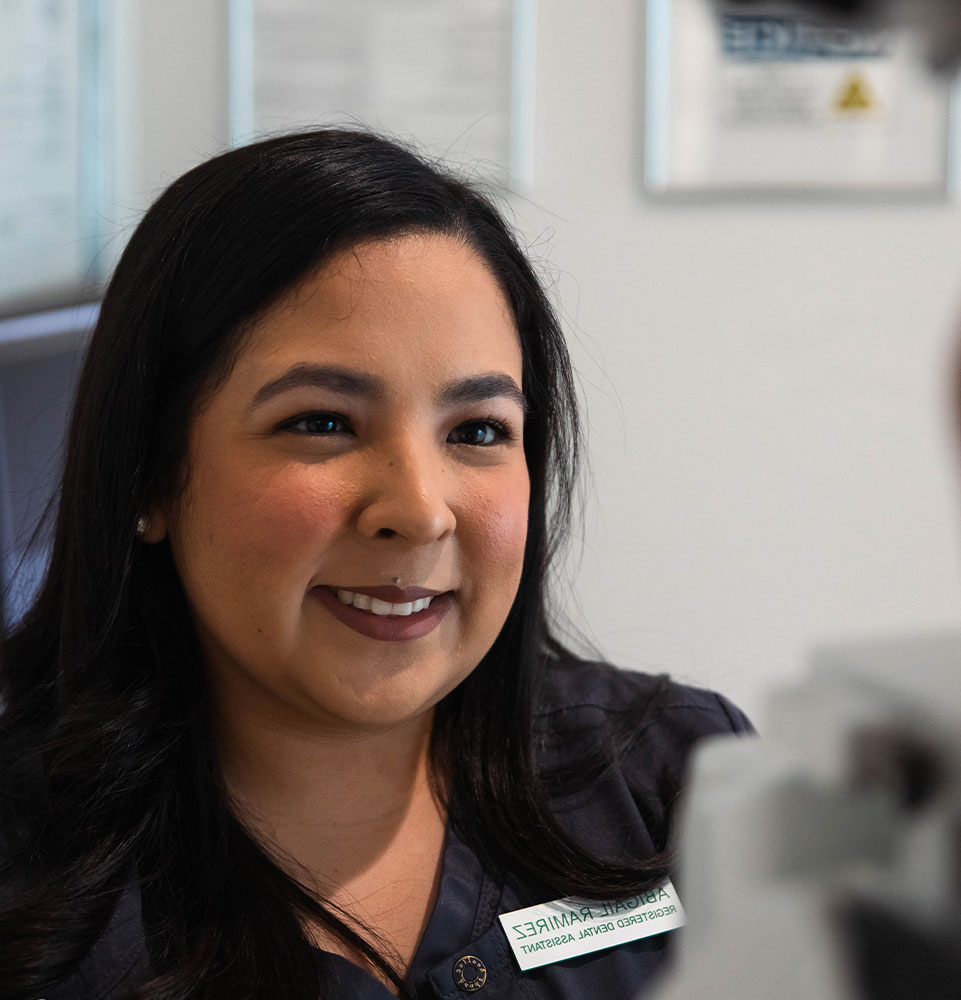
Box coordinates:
[286,413,350,435]
[450,421,506,446]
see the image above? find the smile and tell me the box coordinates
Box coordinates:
[335,589,434,616]
[311,586,454,642]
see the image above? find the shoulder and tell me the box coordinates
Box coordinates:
[533,655,753,855]
[537,654,753,742]
[0,748,148,999]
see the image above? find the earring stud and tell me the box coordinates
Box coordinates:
[135,516,147,539]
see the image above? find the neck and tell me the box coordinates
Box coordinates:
[212,695,451,979]
[220,706,436,824]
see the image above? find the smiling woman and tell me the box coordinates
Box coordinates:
[0,131,751,1000]
[155,235,530,735]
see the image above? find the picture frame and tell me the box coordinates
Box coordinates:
[644,0,957,196]
[228,0,536,190]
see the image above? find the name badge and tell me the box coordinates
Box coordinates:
[497,879,685,971]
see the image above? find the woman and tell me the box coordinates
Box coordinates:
[0,130,750,1000]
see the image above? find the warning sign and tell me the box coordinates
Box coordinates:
[834,72,876,113]
[646,0,952,191]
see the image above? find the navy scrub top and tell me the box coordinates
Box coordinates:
[320,826,674,1000]
[56,660,753,999]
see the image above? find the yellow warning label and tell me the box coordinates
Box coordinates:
[835,73,875,113]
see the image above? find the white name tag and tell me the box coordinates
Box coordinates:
[497,879,685,971]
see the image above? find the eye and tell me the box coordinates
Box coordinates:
[448,419,513,446]
[280,412,352,436]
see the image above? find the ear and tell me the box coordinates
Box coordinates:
[137,507,168,544]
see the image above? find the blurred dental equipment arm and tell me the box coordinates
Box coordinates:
[646,632,961,1000]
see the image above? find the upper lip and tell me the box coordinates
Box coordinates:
[322,585,447,602]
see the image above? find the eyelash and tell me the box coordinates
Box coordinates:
[278,412,517,446]
[281,412,352,436]
[448,418,515,447]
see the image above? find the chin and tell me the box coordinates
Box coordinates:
[308,666,468,732]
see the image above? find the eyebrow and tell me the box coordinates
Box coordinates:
[249,363,527,413]
[440,373,528,414]
[249,364,380,409]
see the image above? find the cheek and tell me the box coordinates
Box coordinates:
[465,471,530,582]
[175,461,354,582]
[240,476,348,555]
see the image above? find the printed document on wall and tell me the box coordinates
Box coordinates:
[234,0,525,184]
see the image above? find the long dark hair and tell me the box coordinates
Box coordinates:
[0,130,670,999]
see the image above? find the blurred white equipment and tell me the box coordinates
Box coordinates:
[649,631,961,1000]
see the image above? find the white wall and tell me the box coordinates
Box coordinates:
[527,1,961,718]
[110,0,961,720]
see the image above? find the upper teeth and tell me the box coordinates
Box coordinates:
[335,589,434,616]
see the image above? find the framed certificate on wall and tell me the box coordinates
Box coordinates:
[229,0,536,188]
[644,0,957,195]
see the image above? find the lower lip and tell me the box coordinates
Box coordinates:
[311,587,454,641]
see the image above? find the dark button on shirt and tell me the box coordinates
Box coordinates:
[451,955,487,992]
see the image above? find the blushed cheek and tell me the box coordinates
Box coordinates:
[474,482,530,585]
[241,480,345,556]
[182,466,351,588]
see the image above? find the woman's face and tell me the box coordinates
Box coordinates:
[153,234,530,732]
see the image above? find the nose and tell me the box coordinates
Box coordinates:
[355,442,457,545]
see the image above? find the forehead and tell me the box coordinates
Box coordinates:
[229,233,522,389]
